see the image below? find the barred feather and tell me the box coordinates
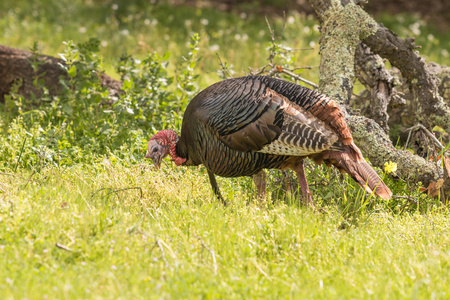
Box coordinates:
[164,75,392,201]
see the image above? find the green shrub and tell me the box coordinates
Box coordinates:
[1,34,201,168]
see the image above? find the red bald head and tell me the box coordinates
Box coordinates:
[146,130,186,168]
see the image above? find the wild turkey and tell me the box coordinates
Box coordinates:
[145,76,392,205]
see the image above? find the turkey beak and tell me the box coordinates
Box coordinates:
[146,140,165,169]
[152,154,163,170]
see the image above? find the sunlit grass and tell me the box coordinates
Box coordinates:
[0,1,326,85]
[1,1,450,298]
[1,1,448,84]
[1,162,450,299]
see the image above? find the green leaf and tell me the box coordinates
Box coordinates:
[123,78,134,90]
[62,103,73,115]
[68,65,77,78]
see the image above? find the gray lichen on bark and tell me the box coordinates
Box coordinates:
[308,0,442,186]
[350,117,442,184]
[354,43,394,133]
[316,0,377,106]
[363,25,450,133]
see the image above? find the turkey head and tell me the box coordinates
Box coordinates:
[145,129,187,169]
[145,139,168,169]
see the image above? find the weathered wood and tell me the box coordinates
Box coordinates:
[354,42,394,133]
[0,45,122,103]
[363,24,450,133]
[307,0,442,186]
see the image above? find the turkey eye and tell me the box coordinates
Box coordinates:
[152,147,158,153]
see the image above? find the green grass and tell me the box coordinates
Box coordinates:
[1,0,450,298]
[1,1,448,81]
[1,164,450,299]
[0,0,323,83]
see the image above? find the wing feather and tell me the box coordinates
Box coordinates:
[193,78,338,155]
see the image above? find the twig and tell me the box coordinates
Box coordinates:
[106,187,143,199]
[248,64,271,76]
[194,233,218,276]
[216,53,232,79]
[280,11,287,39]
[91,187,113,198]
[265,17,276,43]
[0,173,15,176]
[392,195,417,204]
[21,170,36,191]
[252,260,269,279]
[91,187,143,199]
[291,65,316,71]
[237,233,258,247]
[265,16,278,63]
[55,243,72,252]
[137,230,171,269]
[249,17,318,88]
[137,229,155,240]
[14,137,27,173]
[281,69,318,89]
[404,123,443,150]
[156,239,169,268]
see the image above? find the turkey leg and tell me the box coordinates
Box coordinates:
[207,170,227,205]
[253,170,267,201]
[291,160,314,206]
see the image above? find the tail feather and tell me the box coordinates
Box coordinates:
[312,143,392,200]
[340,158,392,200]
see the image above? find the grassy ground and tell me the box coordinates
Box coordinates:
[1,1,450,299]
[1,164,450,299]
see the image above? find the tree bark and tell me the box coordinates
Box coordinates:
[307,0,442,187]
[354,42,395,133]
[363,24,450,132]
[0,45,123,103]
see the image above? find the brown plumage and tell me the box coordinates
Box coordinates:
[146,76,392,205]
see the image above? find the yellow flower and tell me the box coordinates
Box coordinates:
[384,161,397,174]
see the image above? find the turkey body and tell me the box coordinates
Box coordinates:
[177,76,337,174]
[148,75,392,204]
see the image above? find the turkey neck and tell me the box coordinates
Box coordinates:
[151,129,187,166]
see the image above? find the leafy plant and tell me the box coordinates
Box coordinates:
[1,34,202,169]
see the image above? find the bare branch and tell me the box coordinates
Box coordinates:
[307,0,442,186]
[363,24,450,132]
[216,53,232,79]
[281,69,318,88]
[404,124,444,151]
[55,243,72,252]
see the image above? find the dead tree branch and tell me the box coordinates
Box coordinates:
[0,45,123,102]
[354,42,395,132]
[307,0,442,187]
[362,24,450,132]
[248,17,318,89]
